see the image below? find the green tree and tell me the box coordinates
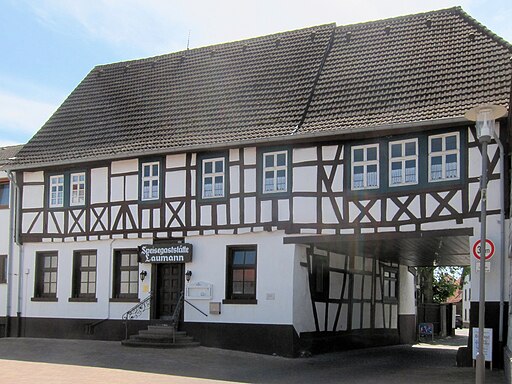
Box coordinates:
[418,266,463,303]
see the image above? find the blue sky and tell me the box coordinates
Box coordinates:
[1,0,511,146]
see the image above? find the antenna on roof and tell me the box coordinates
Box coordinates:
[187,30,191,50]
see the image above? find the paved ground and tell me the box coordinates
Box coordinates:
[0,330,506,383]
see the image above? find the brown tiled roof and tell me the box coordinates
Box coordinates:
[300,7,512,134]
[0,145,24,167]
[9,7,512,169]
[11,24,336,168]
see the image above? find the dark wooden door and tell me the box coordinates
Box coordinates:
[156,264,184,320]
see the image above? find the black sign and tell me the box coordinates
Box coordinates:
[138,243,193,263]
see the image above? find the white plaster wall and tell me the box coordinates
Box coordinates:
[184,231,295,325]
[90,167,108,204]
[399,265,415,315]
[470,217,509,302]
[22,185,44,209]
[111,159,138,174]
[21,239,148,320]
[0,195,9,317]
[292,244,315,333]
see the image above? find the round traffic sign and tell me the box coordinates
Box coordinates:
[472,239,495,260]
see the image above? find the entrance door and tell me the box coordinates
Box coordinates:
[155,264,184,320]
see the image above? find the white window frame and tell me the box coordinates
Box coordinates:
[49,175,64,208]
[262,151,288,194]
[428,132,460,182]
[351,144,379,190]
[202,158,225,199]
[388,139,418,187]
[141,161,160,201]
[70,172,86,206]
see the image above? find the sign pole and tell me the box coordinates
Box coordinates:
[476,139,488,384]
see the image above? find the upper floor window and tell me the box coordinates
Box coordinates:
[49,175,64,208]
[263,151,287,193]
[389,139,418,186]
[352,144,379,190]
[141,162,160,201]
[202,158,225,198]
[0,182,9,208]
[70,172,86,206]
[429,133,459,182]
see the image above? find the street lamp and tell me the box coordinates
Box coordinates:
[465,104,507,384]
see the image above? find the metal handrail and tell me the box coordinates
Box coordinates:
[122,291,153,340]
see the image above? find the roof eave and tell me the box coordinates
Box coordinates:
[5,116,480,172]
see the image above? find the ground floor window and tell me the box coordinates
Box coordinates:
[72,250,97,299]
[381,265,398,303]
[34,252,58,299]
[113,249,139,300]
[225,246,257,303]
[0,254,6,283]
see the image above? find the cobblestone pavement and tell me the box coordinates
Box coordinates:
[0,335,506,383]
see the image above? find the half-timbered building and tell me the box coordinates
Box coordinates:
[3,7,512,360]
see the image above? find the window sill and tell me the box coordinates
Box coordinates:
[222,299,257,305]
[68,297,98,303]
[31,297,58,302]
[110,298,140,303]
[0,205,9,210]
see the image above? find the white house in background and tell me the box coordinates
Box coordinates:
[0,145,23,337]
[463,274,471,327]
[3,7,512,366]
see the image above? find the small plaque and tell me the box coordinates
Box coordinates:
[209,302,221,315]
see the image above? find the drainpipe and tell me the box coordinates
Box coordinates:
[5,171,16,336]
[6,171,22,337]
[495,132,505,347]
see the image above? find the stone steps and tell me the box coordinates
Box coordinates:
[122,325,200,349]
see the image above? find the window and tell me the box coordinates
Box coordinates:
[351,144,379,190]
[34,252,58,299]
[202,158,225,198]
[389,139,418,186]
[113,250,139,299]
[72,251,97,299]
[263,151,288,193]
[429,133,459,181]
[311,255,329,301]
[0,183,9,208]
[0,255,6,284]
[141,162,160,201]
[382,265,398,303]
[225,246,257,302]
[70,172,86,206]
[49,175,64,207]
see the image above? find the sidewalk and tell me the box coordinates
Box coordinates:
[0,335,505,383]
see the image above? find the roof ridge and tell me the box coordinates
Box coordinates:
[454,7,512,52]
[95,23,337,69]
[338,6,461,29]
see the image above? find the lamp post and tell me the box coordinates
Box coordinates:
[465,104,507,384]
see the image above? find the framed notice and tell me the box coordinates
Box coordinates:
[472,328,493,362]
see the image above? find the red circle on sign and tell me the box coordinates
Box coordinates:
[473,239,495,260]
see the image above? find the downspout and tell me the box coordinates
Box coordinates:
[5,171,16,336]
[6,171,22,337]
[496,134,505,346]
